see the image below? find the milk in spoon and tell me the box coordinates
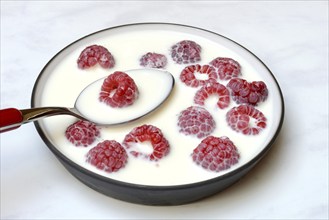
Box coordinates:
[75,69,174,125]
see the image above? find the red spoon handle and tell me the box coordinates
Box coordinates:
[0,108,23,133]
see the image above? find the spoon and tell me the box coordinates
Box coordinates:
[0,69,175,133]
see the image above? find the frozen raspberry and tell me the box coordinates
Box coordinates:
[194,82,230,109]
[226,104,267,135]
[180,64,217,87]
[99,71,139,108]
[227,78,268,106]
[171,40,201,64]
[123,124,170,161]
[65,120,100,147]
[178,106,216,138]
[139,52,167,68]
[192,136,240,172]
[86,140,128,173]
[77,45,115,69]
[209,57,241,80]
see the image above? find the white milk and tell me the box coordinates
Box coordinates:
[39,27,281,186]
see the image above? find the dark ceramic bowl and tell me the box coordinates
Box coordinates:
[31,23,284,205]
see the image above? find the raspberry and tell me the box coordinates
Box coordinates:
[226,104,267,135]
[192,136,240,172]
[209,57,241,80]
[86,140,128,173]
[227,78,268,106]
[65,120,100,147]
[171,40,201,64]
[77,45,115,69]
[177,106,216,138]
[99,71,139,108]
[194,82,230,109]
[180,64,217,87]
[139,52,167,68]
[123,124,170,161]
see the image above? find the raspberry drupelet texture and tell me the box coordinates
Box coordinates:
[192,136,240,172]
[177,106,216,139]
[86,140,128,173]
[77,45,115,69]
[194,82,230,109]
[139,52,167,68]
[209,57,241,80]
[65,120,100,147]
[123,124,170,161]
[226,104,267,135]
[171,40,201,64]
[99,71,139,108]
[227,78,268,106]
[180,64,217,87]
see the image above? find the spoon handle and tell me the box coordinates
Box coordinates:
[0,108,23,132]
[0,107,79,133]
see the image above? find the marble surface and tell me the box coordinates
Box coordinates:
[1,1,328,219]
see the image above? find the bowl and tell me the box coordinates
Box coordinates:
[31,23,284,205]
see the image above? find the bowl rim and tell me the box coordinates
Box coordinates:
[31,22,285,190]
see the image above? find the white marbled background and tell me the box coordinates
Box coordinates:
[1,1,328,219]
